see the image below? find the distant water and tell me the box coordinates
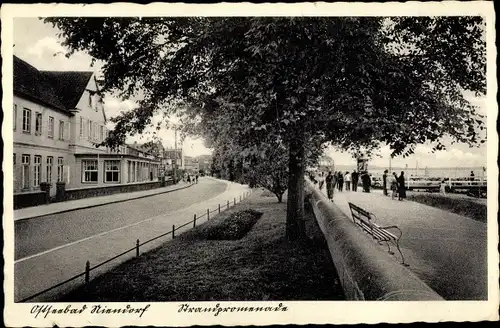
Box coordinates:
[321,165,487,179]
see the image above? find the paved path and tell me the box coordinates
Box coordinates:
[318,187,487,300]
[14,177,250,302]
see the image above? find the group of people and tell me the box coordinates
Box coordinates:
[312,168,408,202]
[184,173,199,184]
[316,170,372,201]
[383,170,406,201]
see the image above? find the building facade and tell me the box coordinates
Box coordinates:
[183,156,200,174]
[13,55,160,200]
[196,154,212,174]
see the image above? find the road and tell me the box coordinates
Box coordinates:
[321,187,488,300]
[13,178,249,302]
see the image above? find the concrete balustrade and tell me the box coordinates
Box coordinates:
[306,180,443,301]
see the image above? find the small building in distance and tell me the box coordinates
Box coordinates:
[196,154,212,174]
[183,156,199,175]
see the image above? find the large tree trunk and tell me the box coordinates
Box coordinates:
[286,130,306,241]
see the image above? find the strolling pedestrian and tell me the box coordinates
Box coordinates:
[337,172,344,192]
[195,174,199,184]
[351,170,359,192]
[391,172,398,199]
[361,171,371,192]
[440,179,447,195]
[187,175,191,183]
[469,170,475,181]
[325,171,334,201]
[397,171,407,200]
[319,177,325,190]
[382,169,389,196]
[309,172,318,185]
[344,171,351,191]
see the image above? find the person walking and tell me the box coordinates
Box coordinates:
[361,171,371,192]
[382,169,389,196]
[351,170,359,192]
[470,170,475,181]
[344,171,351,191]
[195,174,199,184]
[391,172,399,199]
[325,171,334,201]
[397,171,407,200]
[440,179,447,195]
[318,175,325,190]
[337,171,344,192]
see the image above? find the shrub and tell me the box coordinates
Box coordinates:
[407,193,486,223]
[204,209,263,240]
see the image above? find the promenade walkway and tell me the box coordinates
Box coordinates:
[14,181,195,221]
[318,186,487,300]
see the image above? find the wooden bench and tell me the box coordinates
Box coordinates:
[348,202,407,266]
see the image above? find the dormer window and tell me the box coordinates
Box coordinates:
[88,90,100,112]
[88,92,92,108]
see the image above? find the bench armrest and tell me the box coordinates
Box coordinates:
[379,225,403,240]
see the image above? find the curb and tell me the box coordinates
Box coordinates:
[15,183,196,222]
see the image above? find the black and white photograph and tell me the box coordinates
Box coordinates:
[2,2,498,327]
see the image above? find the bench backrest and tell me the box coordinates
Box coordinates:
[348,202,372,220]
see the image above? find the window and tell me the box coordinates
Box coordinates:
[94,123,98,140]
[80,117,84,138]
[13,154,16,185]
[35,112,42,135]
[22,108,31,133]
[13,104,17,131]
[48,117,54,138]
[47,156,53,183]
[22,155,30,189]
[104,160,120,183]
[57,157,64,182]
[88,91,93,109]
[34,155,41,187]
[99,126,104,142]
[82,159,98,182]
[59,120,65,140]
[88,120,93,140]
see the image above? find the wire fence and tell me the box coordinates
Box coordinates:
[19,188,253,303]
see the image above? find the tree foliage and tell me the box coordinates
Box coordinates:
[44,16,486,240]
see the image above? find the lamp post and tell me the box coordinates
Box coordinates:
[173,126,178,183]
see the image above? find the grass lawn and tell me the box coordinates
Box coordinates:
[59,191,345,302]
[407,192,487,223]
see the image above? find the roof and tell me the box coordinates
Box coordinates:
[13,56,67,111]
[13,55,93,113]
[42,71,93,109]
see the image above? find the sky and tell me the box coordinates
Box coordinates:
[12,17,489,167]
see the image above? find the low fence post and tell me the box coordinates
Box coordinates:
[227,200,230,209]
[136,239,140,257]
[218,204,221,213]
[172,225,175,239]
[234,197,236,205]
[193,214,197,227]
[85,260,90,285]
[207,208,210,220]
